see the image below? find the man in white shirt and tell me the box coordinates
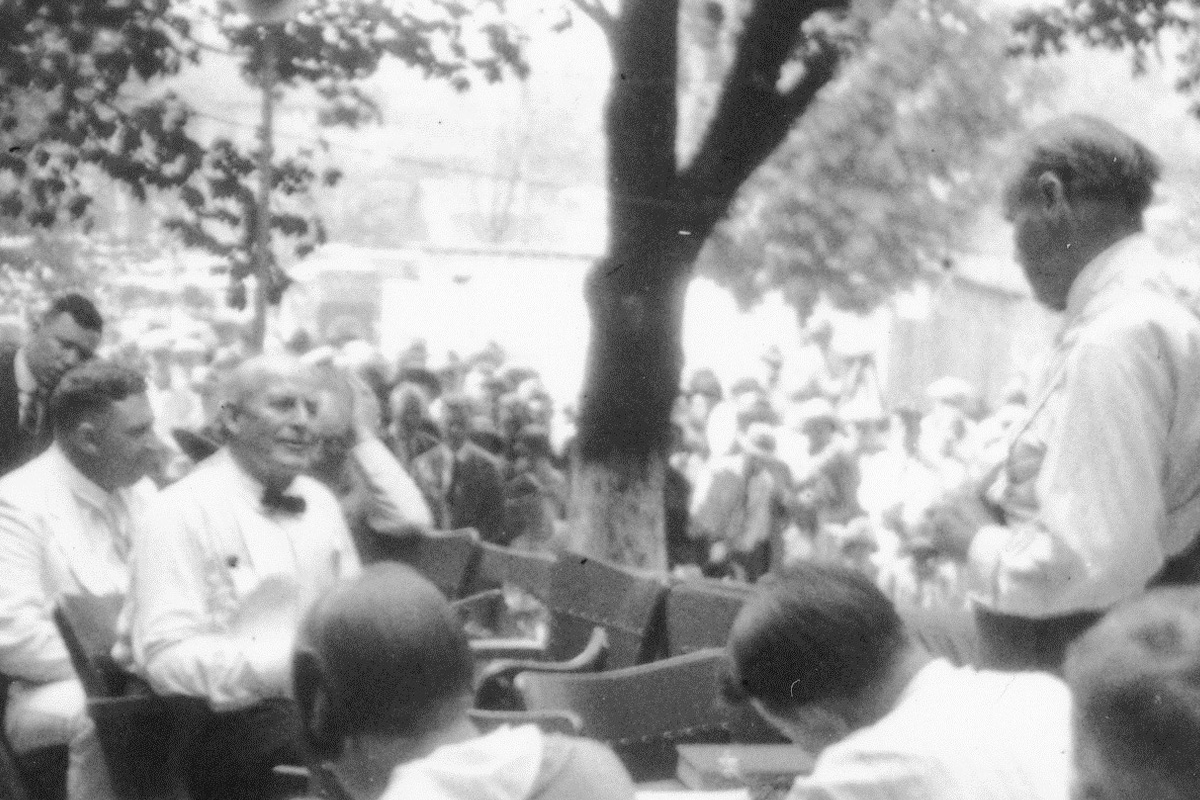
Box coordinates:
[723,565,1071,800]
[0,360,160,800]
[931,115,1200,670]
[127,354,362,800]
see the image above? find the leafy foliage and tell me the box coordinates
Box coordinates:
[1010,0,1200,117]
[698,0,1033,315]
[0,0,526,310]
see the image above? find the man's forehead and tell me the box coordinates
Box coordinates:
[42,312,100,344]
[109,392,154,429]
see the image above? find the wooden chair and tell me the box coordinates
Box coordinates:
[371,528,482,600]
[515,648,740,781]
[473,551,668,709]
[54,595,208,800]
[663,577,753,657]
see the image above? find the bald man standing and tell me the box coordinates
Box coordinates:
[127,355,361,800]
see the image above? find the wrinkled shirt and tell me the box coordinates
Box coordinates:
[126,449,361,710]
[788,660,1070,800]
[970,234,1200,617]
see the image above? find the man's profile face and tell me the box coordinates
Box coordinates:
[229,375,321,483]
[26,312,101,388]
[93,394,160,489]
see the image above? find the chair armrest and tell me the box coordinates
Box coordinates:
[474,627,608,710]
[469,637,547,662]
[468,708,584,736]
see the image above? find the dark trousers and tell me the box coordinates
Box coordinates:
[186,699,307,800]
[974,605,1103,674]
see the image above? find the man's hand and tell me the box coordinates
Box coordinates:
[924,486,1000,561]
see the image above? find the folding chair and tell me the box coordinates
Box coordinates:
[370,527,482,600]
[473,551,668,709]
[515,648,739,781]
[663,577,753,657]
[54,595,208,800]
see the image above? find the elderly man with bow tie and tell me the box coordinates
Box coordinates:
[127,353,361,800]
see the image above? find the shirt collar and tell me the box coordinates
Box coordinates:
[1062,233,1150,327]
[46,444,115,512]
[14,347,36,396]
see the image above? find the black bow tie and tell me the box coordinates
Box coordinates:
[261,486,306,515]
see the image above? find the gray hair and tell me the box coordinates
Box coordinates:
[1004,114,1161,221]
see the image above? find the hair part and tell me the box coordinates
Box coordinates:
[1004,114,1161,222]
[49,359,146,434]
[44,293,103,333]
[1065,587,1200,796]
[723,564,907,714]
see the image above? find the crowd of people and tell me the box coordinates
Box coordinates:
[0,112,1198,800]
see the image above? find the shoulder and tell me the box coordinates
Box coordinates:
[536,736,635,800]
[0,449,60,504]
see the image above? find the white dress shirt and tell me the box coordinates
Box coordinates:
[127,448,361,711]
[969,234,1200,617]
[0,444,153,684]
[788,660,1071,800]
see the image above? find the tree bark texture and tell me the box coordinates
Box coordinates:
[569,0,848,572]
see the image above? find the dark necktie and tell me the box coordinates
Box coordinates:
[262,486,306,515]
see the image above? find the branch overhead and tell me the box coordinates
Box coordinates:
[680,0,849,237]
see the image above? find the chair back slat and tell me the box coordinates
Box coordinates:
[664,579,752,657]
[53,594,124,698]
[469,542,556,602]
[373,528,481,599]
[545,553,667,667]
[516,648,735,781]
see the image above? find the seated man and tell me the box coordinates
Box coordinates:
[723,564,1071,799]
[1064,587,1200,800]
[293,562,636,800]
[127,354,362,800]
[0,360,160,800]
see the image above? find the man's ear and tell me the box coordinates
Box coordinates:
[293,648,344,761]
[72,421,103,458]
[1036,171,1067,213]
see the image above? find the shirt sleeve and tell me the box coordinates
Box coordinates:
[0,498,75,683]
[350,439,433,531]
[128,496,293,710]
[970,319,1173,616]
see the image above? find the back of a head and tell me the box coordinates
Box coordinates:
[50,359,146,435]
[1005,114,1160,222]
[724,564,906,714]
[1065,588,1200,800]
[294,563,473,759]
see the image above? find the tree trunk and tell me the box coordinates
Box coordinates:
[568,254,689,573]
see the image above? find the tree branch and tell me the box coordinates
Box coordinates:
[679,0,847,240]
[572,0,616,41]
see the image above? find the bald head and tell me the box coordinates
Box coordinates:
[293,563,473,758]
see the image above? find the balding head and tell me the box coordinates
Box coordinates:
[1065,587,1200,800]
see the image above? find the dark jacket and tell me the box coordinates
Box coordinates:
[0,344,51,478]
